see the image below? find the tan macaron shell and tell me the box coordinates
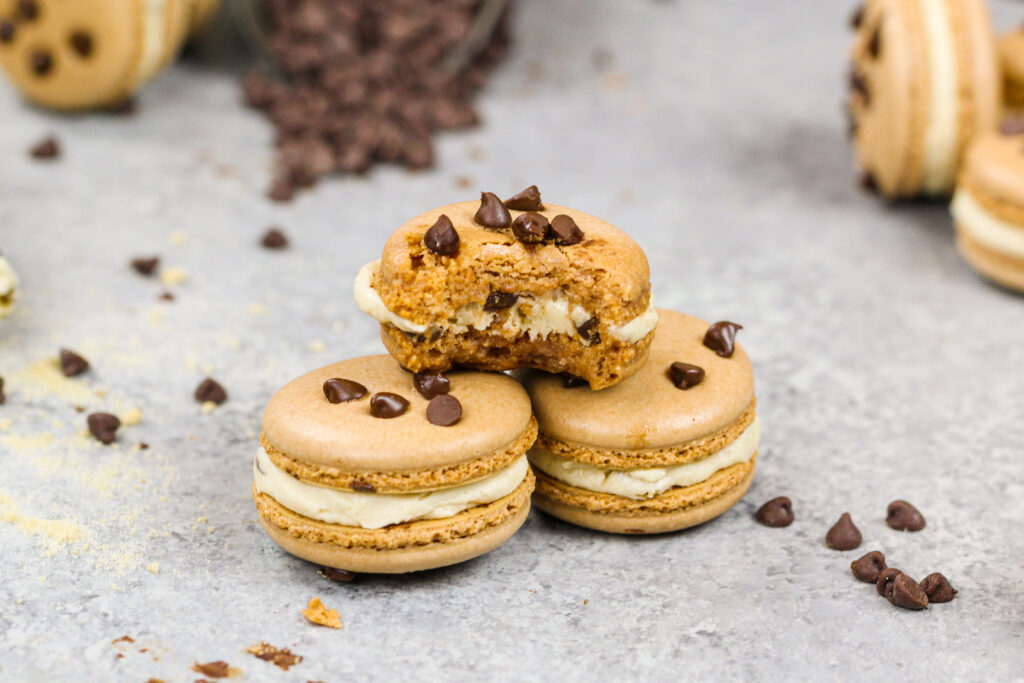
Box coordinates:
[999,29,1024,107]
[524,309,754,452]
[262,355,534,474]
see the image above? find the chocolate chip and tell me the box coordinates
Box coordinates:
[87,412,120,444]
[29,48,52,75]
[261,228,288,249]
[754,497,793,527]
[849,68,869,105]
[130,257,159,276]
[474,192,512,230]
[825,512,862,550]
[17,0,38,20]
[886,500,925,531]
[483,291,517,311]
[0,20,15,44]
[30,136,60,160]
[369,392,409,418]
[576,318,600,345]
[919,573,957,603]
[887,573,929,610]
[851,551,887,583]
[157,291,175,302]
[423,214,459,256]
[350,480,376,492]
[413,372,449,400]
[850,4,864,29]
[511,212,549,244]
[668,362,704,390]
[562,373,588,388]
[860,171,878,193]
[319,567,356,582]
[504,185,544,211]
[703,321,742,358]
[0,376,6,405]
[876,568,902,597]
[426,394,462,426]
[549,215,584,246]
[192,661,230,678]
[1000,116,1024,136]
[868,25,881,58]
[194,378,228,405]
[59,349,89,377]
[69,30,93,58]
[323,378,368,403]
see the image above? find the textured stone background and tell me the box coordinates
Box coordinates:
[1,1,1023,680]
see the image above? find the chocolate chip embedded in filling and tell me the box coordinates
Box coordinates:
[369,392,409,418]
[0,19,15,44]
[483,290,517,312]
[504,185,544,211]
[350,479,376,493]
[511,212,549,244]
[29,48,52,76]
[69,30,93,58]
[323,378,368,403]
[474,192,511,230]
[576,318,600,345]
[549,214,584,246]
[423,214,459,255]
[668,361,704,390]
[562,373,588,388]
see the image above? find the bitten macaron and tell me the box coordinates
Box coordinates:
[0,253,17,319]
[951,119,1024,292]
[524,309,758,534]
[254,355,537,573]
[846,0,1000,198]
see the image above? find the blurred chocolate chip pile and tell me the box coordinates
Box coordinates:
[243,0,512,201]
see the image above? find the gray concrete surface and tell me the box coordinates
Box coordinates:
[1,1,1022,681]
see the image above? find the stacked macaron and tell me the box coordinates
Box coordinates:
[255,186,760,573]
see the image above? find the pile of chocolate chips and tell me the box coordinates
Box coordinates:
[243,0,512,201]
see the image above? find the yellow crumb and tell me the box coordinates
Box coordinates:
[168,230,188,246]
[302,597,342,629]
[245,303,269,316]
[0,419,10,431]
[331,321,346,334]
[10,359,97,405]
[201,364,213,375]
[146,562,160,574]
[120,408,143,426]
[309,339,326,353]
[160,268,187,286]
[201,401,218,414]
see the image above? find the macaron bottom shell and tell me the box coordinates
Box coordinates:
[956,231,1024,293]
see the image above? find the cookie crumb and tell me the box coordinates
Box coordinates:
[146,562,159,574]
[160,267,187,286]
[302,596,342,629]
[192,661,230,678]
[247,642,303,670]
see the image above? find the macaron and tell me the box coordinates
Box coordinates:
[951,120,1024,292]
[354,187,657,389]
[998,28,1024,109]
[846,0,1000,198]
[524,309,759,534]
[254,355,537,573]
[0,253,17,319]
[0,0,214,109]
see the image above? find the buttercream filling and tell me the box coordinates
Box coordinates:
[354,260,657,344]
[529,418,760,500]
[920,0,959,194]
[0,255,17,318]
[253,449,529,530]
[951,189,1024,259]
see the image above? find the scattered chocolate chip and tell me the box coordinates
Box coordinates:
[703,321,742,358]
[30,136,60,160]
[138,442,149,450]
[87,412,120,444]
[504,185,544,211]
[69,30,93,58]
[261,228,288,249]
[868,25,881,58]
[0,20,15,44]
[59,349,89,377]
[887,573,929,610]
[157,291,175,302]
[886,500,925,531]
[426,394,462,426]
[668,362,704,390]
[323,378,368,403]
[851,551,887,583]
[1000,116,1024,136]
[562,373,588,388]
[754,497,794,527]
[919,573,957,603]
[350,480,376,493]
[0,376,6,405]
[860,171,878,193]
[413,372,449,400]
[576,318,601,345]
[825,512,862,550]
[17,0,38,20]
[849,68,869,105]
[192,661,230,678]
[423,214,459,256]
[483,291,517,312]
[549,214,584,245]
[474,192,512,230]
[511,212,549,244]
[849,4,864,29]
[194,378,228,405]
[876,567,903,597]
[130,256,159,276]
[319,567,356,582]
[29,48,52,75]
[369,392,409,418]
[268,177,294,202]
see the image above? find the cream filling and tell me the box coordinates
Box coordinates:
[253,449,529,530]
[920,0,959,194]
[0,255,17,318]
[529,418,760,500]
[354,260,657,344]
[951,189,1024,259]
[132,0,171,87]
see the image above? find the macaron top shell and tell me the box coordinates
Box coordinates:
[959,128,1024,207]
[262,355,533,472]
[523,310,754,451]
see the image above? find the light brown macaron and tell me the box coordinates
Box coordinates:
[0,0,210,110]
[354,188,656,390]
[951,120,1024,293]
[254,355,537,573]
[998,28,1024,109]
[523,309,759,535]
[846,0,1000,198]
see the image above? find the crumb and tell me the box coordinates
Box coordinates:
[245,303,269,316]
[302,597,341,629]
[160,268,187,286]
[583,599,589,605]
[247,643,302,670]
[201,401,218,414]
[120,408,143,426]
[192,661,230,678]
[146,562,159,574]
[308,340,326,353]
[111,635,135,645]
[331,321,345,334]
[454,175,473,189]
[169,230,188,246]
